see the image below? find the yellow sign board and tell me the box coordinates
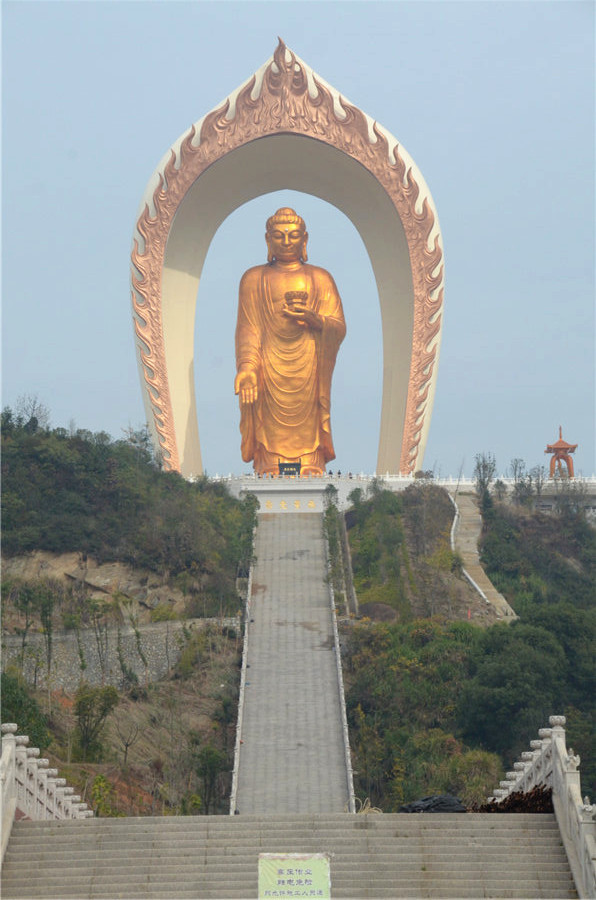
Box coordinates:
[258,853,331,898]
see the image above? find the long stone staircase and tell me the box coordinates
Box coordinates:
[232,513,352,815]
[1,812,577,898]
[1,502,586,898]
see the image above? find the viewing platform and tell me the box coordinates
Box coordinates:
[214,472,596,515]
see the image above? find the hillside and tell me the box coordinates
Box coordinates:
[478,497,596,793]
[1,410,256,606]
[1,410,255,815]
[339,485,595,808]
[2,624,241,816]
[343,481,496,623]
[2,410,594,814]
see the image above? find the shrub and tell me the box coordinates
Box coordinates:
[0,671,49,749]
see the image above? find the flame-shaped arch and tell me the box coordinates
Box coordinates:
[131,39,444,476]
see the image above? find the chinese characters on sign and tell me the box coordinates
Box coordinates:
[258,853,331,899]
[263,499,318,511]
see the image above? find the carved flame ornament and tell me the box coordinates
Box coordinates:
[131,40,444,475]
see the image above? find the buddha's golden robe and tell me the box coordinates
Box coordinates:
[235,263,346,469]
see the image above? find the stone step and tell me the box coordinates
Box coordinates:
[3,837,568,854]
[0,884,577,900]
[5,823,563,840]
[3,872,576,883]
[1,850,573,868]
[4,841,572,857]
[2,853,573,867]
[1,881,577,900]
[3,815,564,834]
[3,811,563,824]
[4,821,567,850]
[4,843,566,860]
[2,861,576,889]
[2,871,576,887]
[4,841,567,862]
[2,809,576,899]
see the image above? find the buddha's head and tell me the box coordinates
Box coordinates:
[266,208,308,264]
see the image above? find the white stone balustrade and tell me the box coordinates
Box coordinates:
[219,472,596,518]
[1,723,93,862]
[212,473,596,486]
[489,716,596,899]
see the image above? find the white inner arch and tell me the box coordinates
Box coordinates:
[158,133,417,478]
[195,193,381,477]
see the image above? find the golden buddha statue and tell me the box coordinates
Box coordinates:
[234,208,346,476]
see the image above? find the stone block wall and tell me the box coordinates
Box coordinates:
[2,617,239,691]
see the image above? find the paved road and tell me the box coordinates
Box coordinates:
[234,514,352,814]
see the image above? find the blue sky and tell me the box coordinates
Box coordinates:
[2,1,594,477]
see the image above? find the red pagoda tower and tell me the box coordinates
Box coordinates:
[545,427,578,478]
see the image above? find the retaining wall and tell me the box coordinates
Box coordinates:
[2,617,239,691]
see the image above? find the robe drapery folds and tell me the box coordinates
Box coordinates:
[235,264,346,466]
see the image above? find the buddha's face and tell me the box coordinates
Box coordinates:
[266,223,307,262]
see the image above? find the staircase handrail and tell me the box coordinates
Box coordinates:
[229,526,256,814]
[447,492,490,605]
[339,511,359,618]
[489,715,596,899]
[1,723,93,862]
[324,528,357,814]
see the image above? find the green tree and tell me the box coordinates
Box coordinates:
[90,774,122,817]
[456,623,566,757]
[344,620,487,808]
[473,452,496,510]
[4,580,38,667]
[352,703,386,803]
[15,394,51,431]
[36,581,59,683]
[0,672,49,749]
[74,683,119,760]
[445,748,503,806]
[194,744,227,814]
[553,476,588,519]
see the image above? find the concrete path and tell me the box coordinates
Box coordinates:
[451,492,517,620]
[233,514,352,815]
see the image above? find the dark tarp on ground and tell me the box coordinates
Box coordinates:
[399,794,467,813]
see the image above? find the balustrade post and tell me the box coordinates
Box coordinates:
[538,727,553,787]
[1,724,17,800]
[66,794,82,819]
[44,768,59,818]
[1,724,18,862]
[14,734,29,813]
[520,751,535,791]
[578,799,596,897]
[62,786,74,817]
[54,779,67,818]
[36,759,50,819]
[25,748,40,819]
